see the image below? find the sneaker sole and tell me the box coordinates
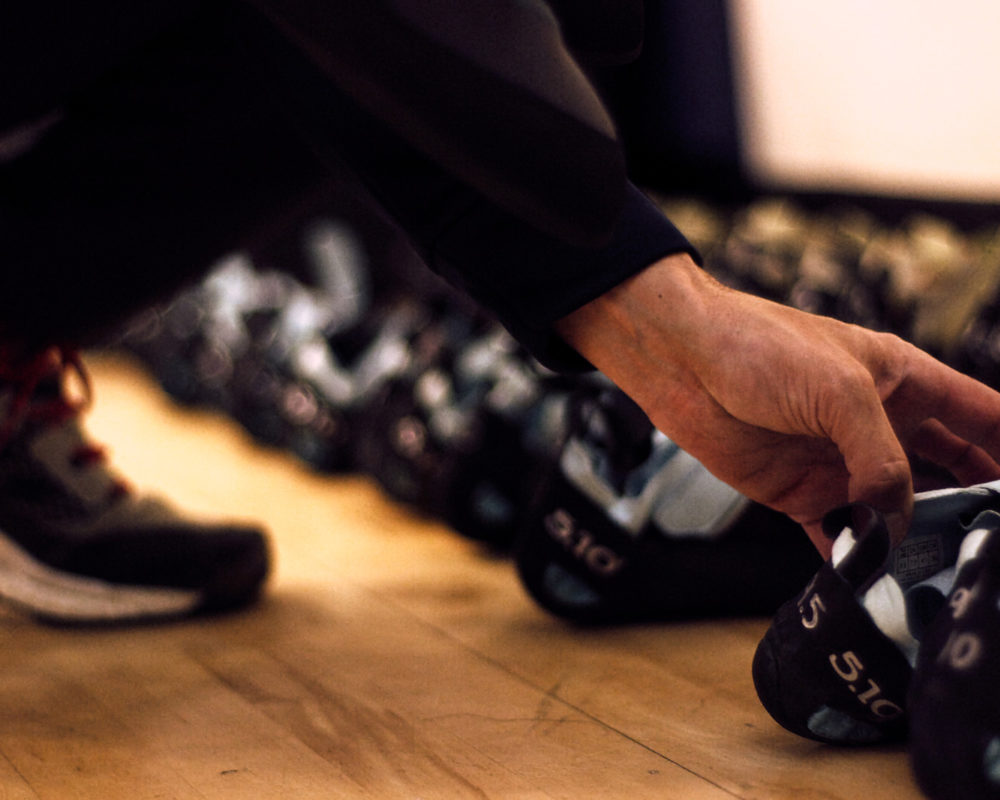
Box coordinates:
[0,527,247,624]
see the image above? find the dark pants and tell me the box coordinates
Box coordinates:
[1,6,326,346]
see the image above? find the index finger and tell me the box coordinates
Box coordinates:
[891,351,1000,465]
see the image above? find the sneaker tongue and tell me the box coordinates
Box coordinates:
[0,367,64,445]
[31,374,63,403]
[0,369,63,407]
[28,414,124,510]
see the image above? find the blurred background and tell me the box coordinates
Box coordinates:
[605,0,1000,218]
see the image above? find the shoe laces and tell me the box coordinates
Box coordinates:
[0,346,130,499]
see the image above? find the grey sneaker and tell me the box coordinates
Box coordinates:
[0,346,270,624]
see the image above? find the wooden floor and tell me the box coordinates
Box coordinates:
[0,351,927,799]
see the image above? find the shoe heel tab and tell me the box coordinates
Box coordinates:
[967,507,1000,530]
[961,508,1000,564]
[822,502,884,541]
[822,503,890,589]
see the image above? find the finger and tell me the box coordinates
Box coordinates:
[908,418,1000,486]
[902,354,1000,463]
[825,377,913,544]
[802,521,836,560]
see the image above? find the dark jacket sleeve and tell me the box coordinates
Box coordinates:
[429,183,699,371]
[247,1,699,371]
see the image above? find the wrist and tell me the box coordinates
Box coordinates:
[554,251,715,379]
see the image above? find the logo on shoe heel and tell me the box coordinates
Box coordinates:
[828,649,904,720]
[544,508,626,577]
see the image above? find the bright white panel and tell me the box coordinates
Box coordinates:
[729,0,1000,199]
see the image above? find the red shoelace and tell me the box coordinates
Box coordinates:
[0,347,129,498]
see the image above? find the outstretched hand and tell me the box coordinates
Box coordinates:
[557,253,1000,556]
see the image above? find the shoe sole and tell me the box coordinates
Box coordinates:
[0,528,234,624]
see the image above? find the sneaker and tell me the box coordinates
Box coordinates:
[0,346,270,624]
[357,318,575,547]
[513,386,822,624]
[118,255,273,410]
[283,296,432,473]
[752,481,1000,745]
[908,509,1000,800]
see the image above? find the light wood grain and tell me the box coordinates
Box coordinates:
[0,351,923,799]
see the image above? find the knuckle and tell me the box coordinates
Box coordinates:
[872,456,911,490]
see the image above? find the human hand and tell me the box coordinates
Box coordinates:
[556,253,1000,556]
